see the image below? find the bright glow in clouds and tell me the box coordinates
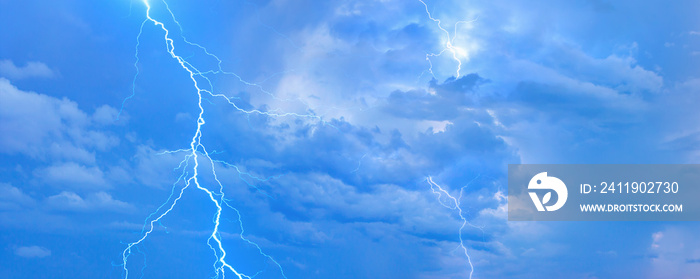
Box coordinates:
[418,0,476,79]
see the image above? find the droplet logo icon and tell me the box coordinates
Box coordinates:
[528,172,567,212]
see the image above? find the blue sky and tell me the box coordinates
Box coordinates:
[0,0,699,278]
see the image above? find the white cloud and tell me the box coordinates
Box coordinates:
[271,172,466,234]
[0,78,119,163]
[505,53,660,104]
[46,191,134,212]
[648,226,700,279]
[92,105,121,125]
[14,245,51,258]
[0,60,54,80]
[420,120,453,134]
[0,183,35,210]
[36,162,108,190]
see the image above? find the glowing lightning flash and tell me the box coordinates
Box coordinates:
[418,0,476,79]
[120,1,298,278]
[426,176,477,279]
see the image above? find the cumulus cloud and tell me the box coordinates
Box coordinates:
[0,78,119,163]
[0,59,54,80]
[648,226,700,279]
[270,173,461,233]
[36,162,108,190]
[92,105,122,126]
[46,191,134,212]
[14,245,51,258]
[532,43,664,94]
[0,183,35,210]
[383,74,485,121]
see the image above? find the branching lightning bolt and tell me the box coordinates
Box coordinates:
[418,0,476,79]
[118,1,317,278]
[426,176,478,279]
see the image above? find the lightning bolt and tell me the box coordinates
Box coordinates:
[426,176,478,279]
[418,0,476,79]
[118,1,321,278]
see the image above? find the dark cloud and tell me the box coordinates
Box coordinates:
[384,74,485,120]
